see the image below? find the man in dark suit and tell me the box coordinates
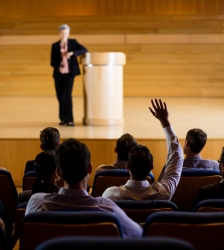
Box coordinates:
[51,24,88,126]
[190,147,224,211]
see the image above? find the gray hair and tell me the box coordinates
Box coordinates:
[58,24,70,32]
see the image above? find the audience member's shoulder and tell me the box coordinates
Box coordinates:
[95,164,119,175]
[94,192,120,207]
[29,192,52,202]
[209,159,219,165]
[101,186,120,200]
[200,182,221,192]
[200,159,219,168]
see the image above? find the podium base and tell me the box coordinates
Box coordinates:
[83,118,124,126]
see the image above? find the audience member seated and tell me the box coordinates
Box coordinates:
[183,128,219,169]
[19,152,60,204]
[25,137,142,237]
[102,99,183,201]
[95,134,137,175]
[190,147,224,211]
[24,127,60,173]
[158,128,220,181]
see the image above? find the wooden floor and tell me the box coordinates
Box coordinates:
[0,96,224,187]
[0,96,224,139]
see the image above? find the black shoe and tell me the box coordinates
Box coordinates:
[67,122,75,126]
[59,121,66,125]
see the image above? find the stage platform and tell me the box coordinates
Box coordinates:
[0,96,224,187]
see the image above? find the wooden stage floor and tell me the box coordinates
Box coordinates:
[0,96,224,139]
[0,96,224,186]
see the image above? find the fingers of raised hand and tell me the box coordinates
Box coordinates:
[148,107,155,117]
[151,99,162,111]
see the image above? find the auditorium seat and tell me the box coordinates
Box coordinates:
[194,199,224,212]
[35,236,195,250]
[20,211,124,250]
[171,169,222,211]
[114,200,177,224]
[0,169,18,222]
[22,171,37,191]
[12,202,27,246]
[92,169,154,197]
[143,211,224,250]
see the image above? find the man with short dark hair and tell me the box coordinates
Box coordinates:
[25,139,142,237]
[183,128,219,170]
[158,127,220,181]
[102,99,184,201]
[39,127,60,151]
[95,133,137,174]
[128,145,153,181]
[24,127,60,173]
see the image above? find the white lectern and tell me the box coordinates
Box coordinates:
[81,52,126,126]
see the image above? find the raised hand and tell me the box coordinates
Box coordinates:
[149,99,170,128]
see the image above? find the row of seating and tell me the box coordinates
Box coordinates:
[0,166,223,248]
[0,167,221,224]
[16,206,224,250]
[35,236,196,250]
[2,198,224,249]
[11,198,224,248]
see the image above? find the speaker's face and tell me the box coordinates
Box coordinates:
[59,29,70,41]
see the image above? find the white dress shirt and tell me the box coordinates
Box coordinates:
[102,126,184,201]
[25,188,142,238]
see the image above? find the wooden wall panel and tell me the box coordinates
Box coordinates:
[1,0,224,16]
[0,138,223,188]
[1,13,224,98]
[1,42,224,97]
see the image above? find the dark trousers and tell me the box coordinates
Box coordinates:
[54,74,74,123]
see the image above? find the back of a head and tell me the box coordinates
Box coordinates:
[186,128,207,154]
[56,138,91,185]
[34,152,57,182]
[40,127,60,151]
[128,145,153,181]
[116,133,137,161]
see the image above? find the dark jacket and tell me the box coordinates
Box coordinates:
[190,181,224,211]
[51,39,87,78]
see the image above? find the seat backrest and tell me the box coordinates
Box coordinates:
[36,236,195,250]
[171,169,222,211]
[22,171,37,191]
[13,202,27,246]
[143,211,224,250]
[20,211,123,250]
[92,169,154,197]
[194,199,224,212]
[0,170,18,222]
[115,200,177,224]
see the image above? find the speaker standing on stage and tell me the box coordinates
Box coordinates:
[51,24,88,126]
